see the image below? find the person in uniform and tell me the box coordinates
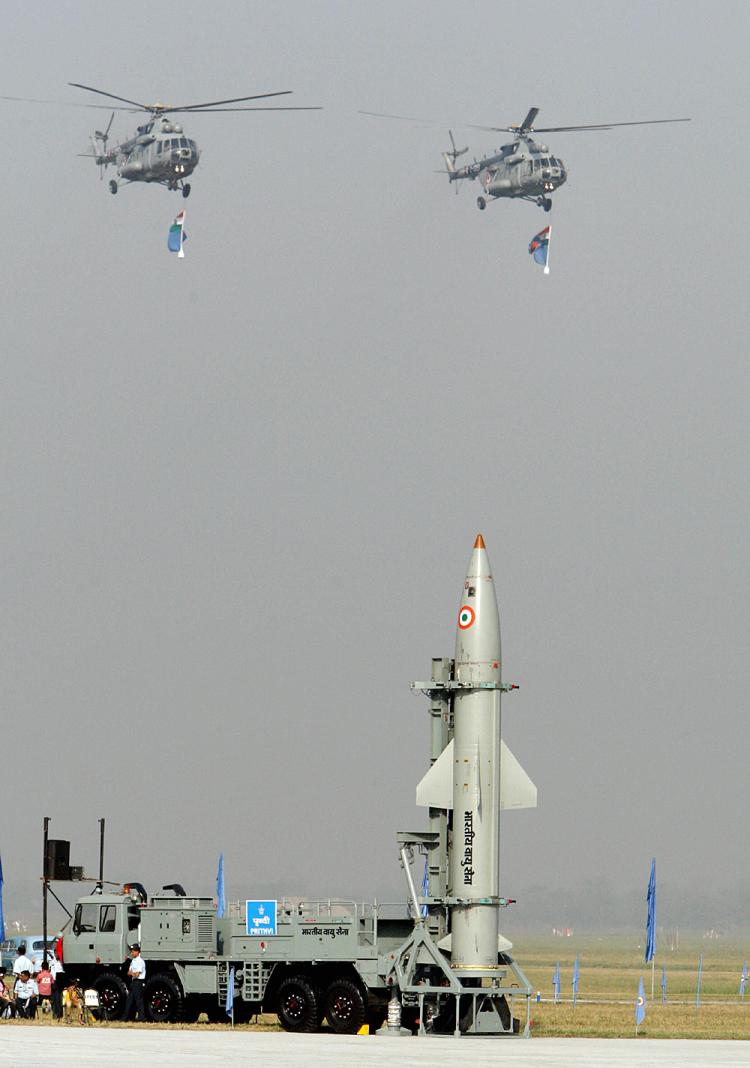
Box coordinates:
[123,944,146,1021]
[14,970,38,1018]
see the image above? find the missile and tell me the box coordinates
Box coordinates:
[414,534,536,973]
[450,533,503,968]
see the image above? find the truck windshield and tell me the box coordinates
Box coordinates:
[73,903,97,934]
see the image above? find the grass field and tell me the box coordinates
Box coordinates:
[517,933,750,1038]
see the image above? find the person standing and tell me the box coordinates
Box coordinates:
[123,944,146,1021]
[49,953,64,1019]
[35,962,54,1014]
[14,970,38,1018]
[12,944,33,977]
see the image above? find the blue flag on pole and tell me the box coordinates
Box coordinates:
[572,955,580,1006]
[740,961,747,998]
[661,964,667,1004]
[696,955,703,1008]
[226,965,235,1019]
[635,976,647,1029]
[216,853,226,919]
[0,855,5,943]
[553,962,561,1003]
[645,858,656,963]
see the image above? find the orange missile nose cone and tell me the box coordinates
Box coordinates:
[474,533,486,549]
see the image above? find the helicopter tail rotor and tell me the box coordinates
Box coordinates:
[440,130,469,193]
[89,112,115,177]
[441,129,468,173]
[94,111,115,143]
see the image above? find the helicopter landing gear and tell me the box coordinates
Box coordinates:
[536,196,552,212]
[477,196,486,211]
[109,180,118,195]
[182,183,191,199]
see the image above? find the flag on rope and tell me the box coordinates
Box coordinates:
[168,209,187,256]
[645,858,656,963]
[661,964,667,1004]
[572,955,580,1006]
[740,961,747,998]
[216,853,226,919]
[635,976,647,1030]
[553,962,561,1003]
[529,225,551,272]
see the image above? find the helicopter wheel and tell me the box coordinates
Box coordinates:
[543,198,552,212]
[476,196,486,211]
[182,184,191,199]
[109,180,118,195]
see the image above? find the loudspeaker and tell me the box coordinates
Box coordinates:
[44,839,71,880]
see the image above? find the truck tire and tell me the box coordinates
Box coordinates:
[276,975,320,1033]
[93,972,128,1021]
[323,978,366,1034]
[145,974,184,1023]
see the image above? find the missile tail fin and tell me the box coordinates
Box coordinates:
[416,739,537,811]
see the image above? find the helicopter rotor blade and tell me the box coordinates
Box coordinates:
[531,118,691,132]
[94,112,115,141]
[519,107,540,132]
[68,82,151,110]
[167,106,322,113]
[161,91,293,113]
[0,95,137,113]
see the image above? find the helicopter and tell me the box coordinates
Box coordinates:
[68,82,321,197]
[362,106,690,212]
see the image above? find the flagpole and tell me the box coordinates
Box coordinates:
[544,224,552,275]
[179,209,186,258]
[651,956,655,999]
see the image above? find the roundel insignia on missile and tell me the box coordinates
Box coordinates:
[458,605,475,629]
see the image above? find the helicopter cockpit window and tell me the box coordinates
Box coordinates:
[180,138,188,148]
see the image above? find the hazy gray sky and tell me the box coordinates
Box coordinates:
[2,1,748,932]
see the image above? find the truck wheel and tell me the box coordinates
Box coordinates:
[323,978,366,1034]
[145,974,184,1023]
[93,972,128,1021]
[276,976,320,1033]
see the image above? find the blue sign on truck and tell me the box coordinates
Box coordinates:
[245,900,277,937]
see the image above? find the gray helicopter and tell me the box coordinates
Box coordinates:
[363,106,690,212]
[69,82,321,197]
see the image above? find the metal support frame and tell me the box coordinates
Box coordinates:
[386,655,532,1038]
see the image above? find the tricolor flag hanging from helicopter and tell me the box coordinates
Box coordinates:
[529,225,551,273]
[168,209,187,257]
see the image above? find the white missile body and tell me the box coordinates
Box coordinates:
[416,535,536,970]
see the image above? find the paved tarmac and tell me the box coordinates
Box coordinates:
[2,1027,750,1068]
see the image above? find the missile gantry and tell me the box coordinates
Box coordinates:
[385,535,536,1036]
